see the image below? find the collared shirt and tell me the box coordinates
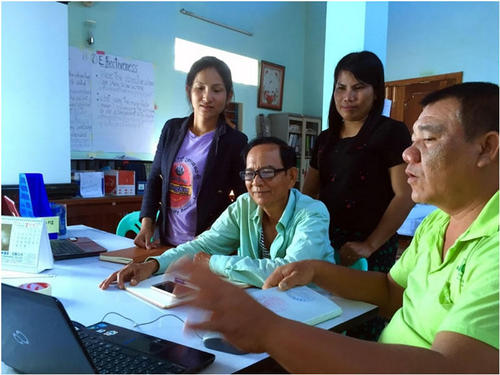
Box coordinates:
[379,191,499,349]
[149,188,335,287]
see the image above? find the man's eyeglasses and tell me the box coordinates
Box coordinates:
[239,167,288,181]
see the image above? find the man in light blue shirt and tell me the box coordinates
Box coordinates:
[100,137,334,289]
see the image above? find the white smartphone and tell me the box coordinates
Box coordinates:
[151,280,196,298]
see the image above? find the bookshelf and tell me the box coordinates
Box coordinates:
[267,113,320,190]
[225,102,243,131]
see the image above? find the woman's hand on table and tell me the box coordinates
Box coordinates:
[338,241,374,266]
[99,259,158,290]
[134,217,157,249]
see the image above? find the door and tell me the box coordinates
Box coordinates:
[385,72,463,133]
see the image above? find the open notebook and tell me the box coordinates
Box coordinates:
[125,274,340,326]
[200,285,343,355]
[248,285,342,326]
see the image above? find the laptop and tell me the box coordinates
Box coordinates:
[50,237,107,260]
[1,283,216,374]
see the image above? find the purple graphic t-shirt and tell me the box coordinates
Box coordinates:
[166,129,215,246]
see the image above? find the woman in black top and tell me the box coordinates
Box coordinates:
[303,51,414,273]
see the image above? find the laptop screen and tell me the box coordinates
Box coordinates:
[2,283,95,373]
[2,283,216,374]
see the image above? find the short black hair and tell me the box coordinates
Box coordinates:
[186,56,233,103]
[421,82,499,140]
[243,137,297,170]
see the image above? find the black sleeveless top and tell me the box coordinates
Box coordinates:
[310,115,411,242]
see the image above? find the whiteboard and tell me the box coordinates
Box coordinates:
[1,2,71,185]
[69,47,155,160]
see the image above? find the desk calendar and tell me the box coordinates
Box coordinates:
[1,216,53,273]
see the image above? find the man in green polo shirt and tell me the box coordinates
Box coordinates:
[174,82,499,373]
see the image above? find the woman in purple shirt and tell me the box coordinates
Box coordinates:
[135,56,247,248]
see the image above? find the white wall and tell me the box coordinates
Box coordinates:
[68,1,326,151]
[303,2,326,118]
[364,2,389,67]
[322,2,366,129]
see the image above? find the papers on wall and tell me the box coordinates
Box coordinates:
[69,47,155,159]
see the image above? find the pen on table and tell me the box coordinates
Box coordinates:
[173,276,199,290]
[174,276,188,285]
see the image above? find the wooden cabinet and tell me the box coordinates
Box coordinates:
[268,113,320,190]
[54,196,143,233]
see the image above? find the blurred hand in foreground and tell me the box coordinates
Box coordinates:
[170,258,281,353]
[193,252,211,269]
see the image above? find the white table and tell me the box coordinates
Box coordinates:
[2,225,377,374]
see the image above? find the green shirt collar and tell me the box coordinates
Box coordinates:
[460,191,499,241]
[252,189,297,229]
[429,191,499,244]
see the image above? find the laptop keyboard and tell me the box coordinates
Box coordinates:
[76,328,186,374]
[50,240,85,256]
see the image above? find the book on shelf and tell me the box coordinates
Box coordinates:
[99,245,172,264]
[305,134,317,157]
[288,133,302,151]
[288,133,298,147]
[305,122,318,133]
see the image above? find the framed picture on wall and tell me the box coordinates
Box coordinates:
[258,61,285,110]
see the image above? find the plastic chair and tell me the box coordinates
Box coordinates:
[334,252,368,271]
[116,211,142,238]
